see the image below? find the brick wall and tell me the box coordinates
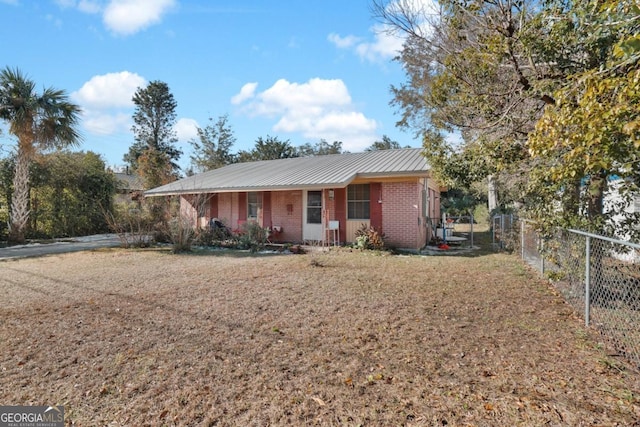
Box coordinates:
[270,190,303,242]
[381,181,426,249]
[180,196,198,226]
[184,179,435,249]
[216,193,239,230]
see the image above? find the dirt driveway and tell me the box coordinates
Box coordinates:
[1,246,639,426]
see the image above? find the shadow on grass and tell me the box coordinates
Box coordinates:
[174,247,289,259]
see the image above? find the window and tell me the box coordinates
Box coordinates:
[247,192,262,219]
[347,184,370,220]
[307,191,322,224]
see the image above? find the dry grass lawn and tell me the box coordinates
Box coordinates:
[1,238,639,426]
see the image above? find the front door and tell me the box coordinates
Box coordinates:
[303,190,323,241]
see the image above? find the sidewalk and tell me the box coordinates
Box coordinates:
[0,234,122,260]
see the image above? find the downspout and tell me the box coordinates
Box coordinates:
[423,177,430,249]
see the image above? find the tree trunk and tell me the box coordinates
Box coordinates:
[487,174,498,212]
[8,150,30,244]
[587,172,607,223]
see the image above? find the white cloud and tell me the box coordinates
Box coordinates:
[253,78,351,116]
[58,0,176,35]
[234,78,379,152]
[174,118,199,142]
[82,111,131,135]
[103,0,176,36]
[73,71,147,137]
[329,25,403,63]
[330,0,439,63]
[355,25,404,62]
[78,0,101,14]
[231,82,258,105]
[327,33,360,49]
[72,71,146,109]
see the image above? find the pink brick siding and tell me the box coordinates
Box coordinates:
[179,176,438,250]
[216,193,239,230]
[270,190,303,242]
[381,180,427,249]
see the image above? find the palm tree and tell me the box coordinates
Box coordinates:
[0,67,81,243]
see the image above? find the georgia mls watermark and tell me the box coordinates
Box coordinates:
[0,406,64,427]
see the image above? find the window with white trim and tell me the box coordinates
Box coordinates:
[307,191,322,224]
[247,192,262,219]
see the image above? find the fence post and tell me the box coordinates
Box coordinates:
[492,216,495,246]
[541,238,545,274]
[585,236,591,327]
[470,214,474,248]
[520,220,525,259]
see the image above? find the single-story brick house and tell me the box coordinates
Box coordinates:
[145,148,441,250]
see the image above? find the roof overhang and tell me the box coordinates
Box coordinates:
[145,171,430,197]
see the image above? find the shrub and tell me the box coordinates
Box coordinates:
[167,216,195,253]
[193,218,232,247]
[235,221,268,253]
[104,203,154,248]
[354,224,386,250]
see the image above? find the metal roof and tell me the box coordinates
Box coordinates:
[114,172,144,191]
[145,148,430,196]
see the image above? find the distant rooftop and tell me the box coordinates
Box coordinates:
[114,172,144,192]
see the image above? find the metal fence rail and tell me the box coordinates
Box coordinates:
[492,214,515,249]
[514,219,640,369]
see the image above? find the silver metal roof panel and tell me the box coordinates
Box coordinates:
[145,148,429,196]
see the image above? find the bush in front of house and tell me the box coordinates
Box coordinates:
[354,223,386,251]
[167,216,195,253]
[193,218,233,248]
[234,221,268,253]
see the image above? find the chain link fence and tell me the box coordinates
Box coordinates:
[448,215,476,248]
[514,219,640,369]
[491,214,516,249]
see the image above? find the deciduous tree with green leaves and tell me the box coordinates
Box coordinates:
[30,151,116,237]
[372,0,561,209]
[237,135,297,162]
[189,114,236,172]
[296,139,344,157]
[373,0,638,230]
[526,1,640,237]
[366,135,405,151]
[0,67,81,243]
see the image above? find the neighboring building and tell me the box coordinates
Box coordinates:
[145,148,441,250]
[605,177,640,262]
[114,172,144,205]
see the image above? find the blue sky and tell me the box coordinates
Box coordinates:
[1,0,420,170]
